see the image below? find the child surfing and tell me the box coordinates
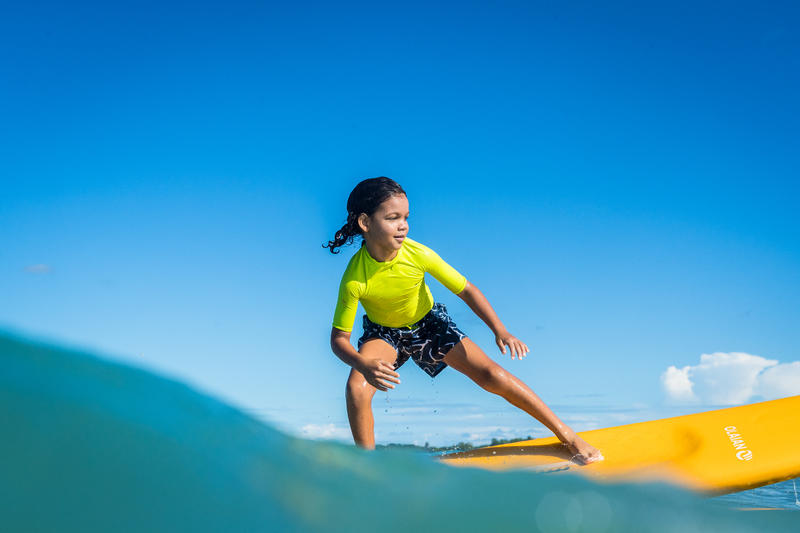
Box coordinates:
[325,177,602,465]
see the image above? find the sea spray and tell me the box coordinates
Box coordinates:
[0,331,794,532]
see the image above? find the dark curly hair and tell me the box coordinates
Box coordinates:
[323,177,407,254]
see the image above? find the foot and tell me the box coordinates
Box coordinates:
[563,434,603,465]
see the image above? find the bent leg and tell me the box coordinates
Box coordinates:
[443,337,602,464]
[345,338,398,450]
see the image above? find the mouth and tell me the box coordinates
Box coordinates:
[394,235,406,242]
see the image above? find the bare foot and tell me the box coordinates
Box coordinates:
[563,434,603,465]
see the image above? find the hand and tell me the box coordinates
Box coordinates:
[495,331,530,360]
[359,358,401,391]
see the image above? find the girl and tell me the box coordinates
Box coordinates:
[324,177,602,465]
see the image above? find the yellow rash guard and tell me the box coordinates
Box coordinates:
[332,237,467,332]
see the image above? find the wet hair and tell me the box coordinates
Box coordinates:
[323,177,407,254]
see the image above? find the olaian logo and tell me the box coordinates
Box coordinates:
[724,426,753,461]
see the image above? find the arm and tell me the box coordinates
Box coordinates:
[330,327,400,391]
[330,327,362,367]
[457,281,530,359]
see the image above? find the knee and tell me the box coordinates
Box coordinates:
[477,364,508,393]
[345,373,374,404]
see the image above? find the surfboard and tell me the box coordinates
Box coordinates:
[440,395,800,494]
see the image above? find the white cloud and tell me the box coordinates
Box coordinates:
[300,423,352,441]
[689,352,775,404]
[757,361,800,400]
[661,352,800,405]
[661,366,695,402]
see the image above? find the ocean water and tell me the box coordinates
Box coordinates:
[715,479,800,511]
[1,332,797,533]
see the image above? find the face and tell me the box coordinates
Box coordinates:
[359,193,410,253]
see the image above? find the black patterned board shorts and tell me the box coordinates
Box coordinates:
[357,302,467,378]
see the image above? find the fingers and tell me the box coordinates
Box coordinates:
[370,374,396,390]
[513,340,529,359]
[504,338,519,359]
[377,361,401,384]
[496,339,506,354]
[377,360,401,378]
[373,378,391,391]
[500,337,531,359]
[369,360,401,391]
[369,375,394,391]
[377,371,400,385]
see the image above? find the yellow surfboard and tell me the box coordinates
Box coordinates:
[441,396,800,494]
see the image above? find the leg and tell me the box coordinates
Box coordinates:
[443,337,602,464]
[345,338,398,450]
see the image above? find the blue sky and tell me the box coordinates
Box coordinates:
[2,1,799,445]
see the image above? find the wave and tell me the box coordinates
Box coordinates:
[0,331,795,532]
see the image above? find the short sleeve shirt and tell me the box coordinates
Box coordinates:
[332,237,467,332]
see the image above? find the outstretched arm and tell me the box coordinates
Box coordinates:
[457,281,530,359]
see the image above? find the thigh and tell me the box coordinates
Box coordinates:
[358,337,399,363]
[442,337,502,380]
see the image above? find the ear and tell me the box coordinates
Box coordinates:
[357,213,370,233]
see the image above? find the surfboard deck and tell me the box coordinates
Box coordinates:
[440,396,800,494]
